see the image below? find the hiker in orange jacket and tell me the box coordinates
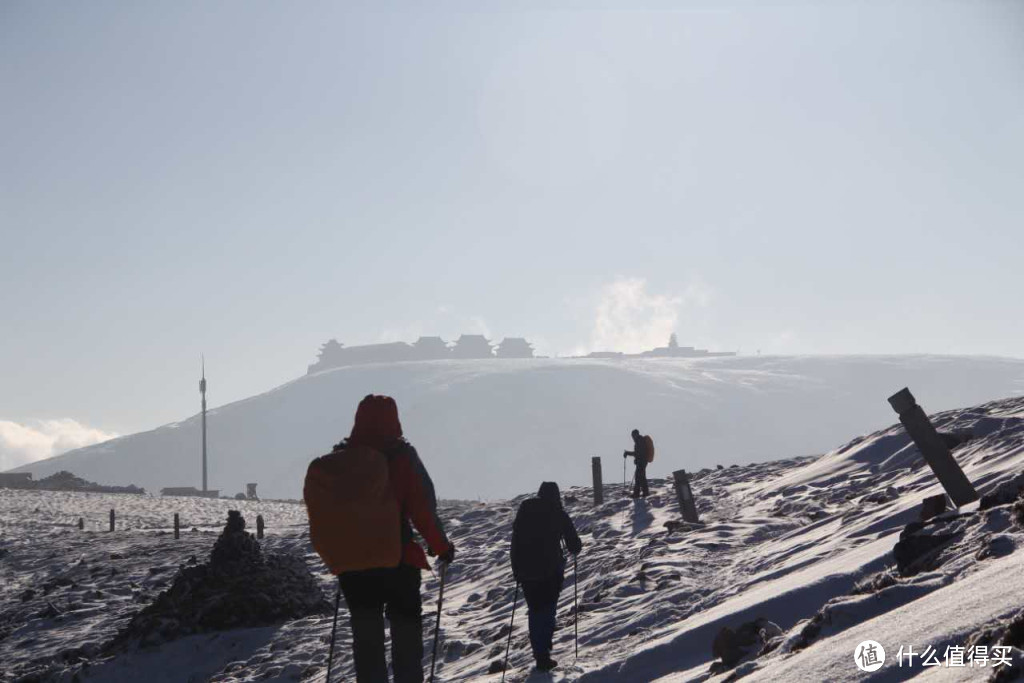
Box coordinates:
[334,395,454,683]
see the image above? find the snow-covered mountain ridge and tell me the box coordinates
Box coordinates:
[11,355,1024,500]
[2,393,1024,681]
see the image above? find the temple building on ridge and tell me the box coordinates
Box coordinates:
[585,333,736,360]
[304,331,735,375]
[495,337,534,358]
[450,334,493,359]
[413,336,450,359]
[307,333,528,374]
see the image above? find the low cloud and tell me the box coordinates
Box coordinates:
[0,419,118,471]
[581,277,712,355]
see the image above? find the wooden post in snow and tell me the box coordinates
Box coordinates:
[672,470,700,523]
[591,457,604,505]
[888,388,979,507]
[256,514,265,540]
[174,513,180,539]
[77,517,84,531]
[109,509,115,532]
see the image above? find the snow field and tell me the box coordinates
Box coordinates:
[2,395,1023,681]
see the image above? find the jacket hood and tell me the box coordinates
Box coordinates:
[538,481,562,506]
[348,394,403,450]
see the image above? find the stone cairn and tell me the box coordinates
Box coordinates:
[110,510,329,649]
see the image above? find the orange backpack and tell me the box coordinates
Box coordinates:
[304,445,402,574]
[644,435,655,463]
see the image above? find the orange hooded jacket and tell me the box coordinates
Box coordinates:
[345,395,451,570]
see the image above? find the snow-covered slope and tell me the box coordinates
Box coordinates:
[12,355,1024,500]
[2,394,1024,682]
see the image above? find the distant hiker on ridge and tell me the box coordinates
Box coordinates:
[624,428,654,498]
[304,394,455,683]
[510,481,583,672]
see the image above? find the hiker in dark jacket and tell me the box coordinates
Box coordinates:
[325,395,454,683]
[623,428,650,498]
[510,481,582,671]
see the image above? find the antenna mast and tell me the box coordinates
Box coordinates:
[200,355,208,493]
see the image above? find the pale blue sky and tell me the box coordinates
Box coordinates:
[1,0,1022,447]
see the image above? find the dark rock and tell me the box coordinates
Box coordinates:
[893,532,959,576]
[980,473,1024,510]
[962,609,1024,683]
[863,487,900,505]
[664,519,703,534]
[39,601,62,618]
[920,494,948,522]
[851,569,898,595]
[976,535,1015,562]
[42,576,74,594]
[711,618,781,668]
[1014,492,1024,528]
[664,520,687,534]
[791,613,825,652]
[488,660,504,674]
[1001,611,1024,650]
[107,511,329,651]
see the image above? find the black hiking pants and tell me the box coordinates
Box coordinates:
[633,462,649,498]
[339,565,423,683]
[521,574,564,665]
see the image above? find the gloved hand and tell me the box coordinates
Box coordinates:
[623,451,629,458]
[439,542,455,564]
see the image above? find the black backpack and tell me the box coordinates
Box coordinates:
[511,498,566,581]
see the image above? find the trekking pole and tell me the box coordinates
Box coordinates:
[573,554,579,661]
[325,579,342,683]
[429,561,448,683]
[622,472,636,526]
[501,583,520,683]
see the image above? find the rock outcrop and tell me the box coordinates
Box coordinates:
[109,511,329,649]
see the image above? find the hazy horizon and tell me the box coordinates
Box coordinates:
[2,1,1022,469]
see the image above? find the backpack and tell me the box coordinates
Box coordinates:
[512,498,567,581]
[303,445,402,574]
[644,435,655,463]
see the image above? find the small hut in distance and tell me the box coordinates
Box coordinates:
[496,337,534,358]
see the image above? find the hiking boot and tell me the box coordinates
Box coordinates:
[536,657,558,671]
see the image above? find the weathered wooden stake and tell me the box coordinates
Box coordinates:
[109,509,115,532]
[174,513,180,539]
[591,457,604,505]
[672,470,700,523]
[256,514,265,540]
[888,388,979,507]
[77,517,84,530]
